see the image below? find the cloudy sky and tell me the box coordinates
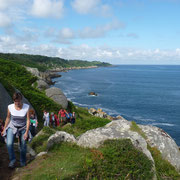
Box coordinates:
[0,0,180,64]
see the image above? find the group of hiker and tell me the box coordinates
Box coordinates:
[43,109,76,127]
[0,92,76,168]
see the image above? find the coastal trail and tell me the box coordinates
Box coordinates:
[0,144,15,180]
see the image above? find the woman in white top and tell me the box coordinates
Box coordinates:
[1,92,30,168]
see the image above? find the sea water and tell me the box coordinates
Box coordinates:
[53,65,180,145]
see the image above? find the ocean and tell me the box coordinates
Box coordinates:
[53,65,180,146]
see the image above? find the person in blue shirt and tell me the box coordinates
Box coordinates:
[66,112,72,123]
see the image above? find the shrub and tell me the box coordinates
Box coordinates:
[79,139,154,180]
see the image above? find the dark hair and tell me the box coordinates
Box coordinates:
[13,92,22,101]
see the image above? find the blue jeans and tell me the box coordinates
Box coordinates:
[6,128,27,166]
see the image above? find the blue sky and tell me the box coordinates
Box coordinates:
[0,0,180,64]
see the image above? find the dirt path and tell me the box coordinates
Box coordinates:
[0,143,16,180]
[0,142,34,180]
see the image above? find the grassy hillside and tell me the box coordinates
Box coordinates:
[0,53,111,72]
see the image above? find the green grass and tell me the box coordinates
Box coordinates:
[22,143,91,180]
[20,139,154,180]
[79,139,154,180]
[148,146,180,180]
[130,121,147,139]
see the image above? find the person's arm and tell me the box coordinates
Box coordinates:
[24,109,30,140]
[1,109,11,135]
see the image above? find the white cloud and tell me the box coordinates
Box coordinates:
[71,0,100,14]
[60,28,74,39]
[0,12,12,27]
[0,0,28,29]
[0,0,26,10]
[71,0,111,16]
[1,34,180,64]
[79,21,125,38]
[31,0,64,18]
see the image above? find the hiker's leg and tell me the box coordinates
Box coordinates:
[6,128,16,163]
[19,129,27,166]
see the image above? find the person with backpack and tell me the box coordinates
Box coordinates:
[71,112,76,124]
[58,109,68,125]
[29,109,38,137]
[50,112,58,128]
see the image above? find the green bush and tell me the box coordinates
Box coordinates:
[71,139,154,179]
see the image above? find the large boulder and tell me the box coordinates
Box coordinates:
[47,131,77,149]
[0,83,13,120]
[77,119,180,172]
[139,125,180,171]
[45,87,68,109]
[77,119,154,163]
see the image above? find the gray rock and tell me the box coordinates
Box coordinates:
[47,131,77,149]
[27,145,36,157]
[77,120,154,163]
[25,67,40,77]
[35,79,49,90]
[0,83,13,120]
[140,124,180,171]
[36,152,47,157]
[45,87,68,109]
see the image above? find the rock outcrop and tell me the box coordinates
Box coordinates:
[0,83,13,120]
[46,119,180,172]
[45,87,68,109]
[139,125,180,171]
[47,131,77,149]
[35,79,49,90]
[88,108,124,120]
[77,119,154,163]
[25,67,61,89]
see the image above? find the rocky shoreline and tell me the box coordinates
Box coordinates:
[25,65,102,90]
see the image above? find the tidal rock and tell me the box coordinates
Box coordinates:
[88,92,97,96]
[45,87,68,109]
[47,131,77,149]
[88,108,97,115]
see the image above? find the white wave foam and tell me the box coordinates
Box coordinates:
[151,123,175,127]
[72,101,90,107]
[133,116,156,122]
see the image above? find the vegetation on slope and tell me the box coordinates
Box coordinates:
[0,53,111,72]
[17,139,154,180]
[0,58,61,122]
